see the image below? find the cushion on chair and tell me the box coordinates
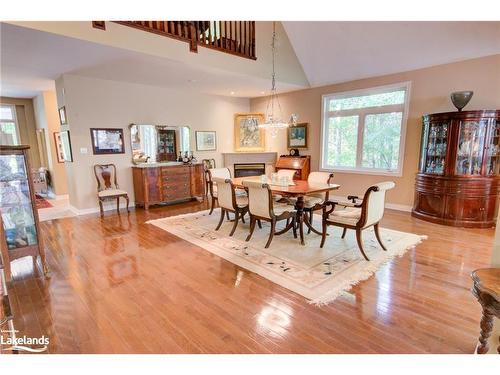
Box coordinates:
[327,207,361,226]
[288,196,324,208]
[236,196,249,208]
[98,189,128,197]
[273,203,295,216]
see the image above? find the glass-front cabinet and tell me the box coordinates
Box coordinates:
[0,145,49,281]
[413,110,500,228]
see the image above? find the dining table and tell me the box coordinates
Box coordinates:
[232,176,341,246]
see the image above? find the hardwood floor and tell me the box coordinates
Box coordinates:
[4,200,495,353]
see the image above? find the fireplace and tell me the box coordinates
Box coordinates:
[234,163,266,177]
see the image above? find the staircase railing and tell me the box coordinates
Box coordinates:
[107,21,256,60]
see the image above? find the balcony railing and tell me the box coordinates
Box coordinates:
[100,21,256,60]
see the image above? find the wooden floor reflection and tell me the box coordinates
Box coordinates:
[6,200,494,353]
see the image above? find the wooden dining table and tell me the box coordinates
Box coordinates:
[232,176,341,246]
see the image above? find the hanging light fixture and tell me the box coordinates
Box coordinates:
[258,21,298,137]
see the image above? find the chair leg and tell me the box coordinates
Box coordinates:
[307,211,313,234]
[116,197,120,213]
[216,208,225,230]
[356,229,370,261]
[209,197,216,215]
[125,195,130,213]
[320,218,327,248]
[229,211,240,236]
[241,212,246,224]
[265,219,276,248]
[257,219,262,229]
[341,227,347,239]
[98,199,104,217]
[374,223,387,251]
[226,211,230,220]
[292,217,297,238]
[246,216,256,242]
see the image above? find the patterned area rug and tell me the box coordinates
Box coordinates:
[35,194,53,209]
[148,209,426,305]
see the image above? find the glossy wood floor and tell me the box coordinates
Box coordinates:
[5,200,495,353]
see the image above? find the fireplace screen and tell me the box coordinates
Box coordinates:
[234,163,266,177]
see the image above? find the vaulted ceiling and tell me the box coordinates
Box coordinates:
[282,21,500,87]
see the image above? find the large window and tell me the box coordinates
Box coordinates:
[321,82,410,176]
[0,104,20,145]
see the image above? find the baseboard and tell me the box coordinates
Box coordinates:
[69,201,135,216]
[329,195,412,213]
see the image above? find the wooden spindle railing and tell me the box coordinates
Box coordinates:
[108,21,256,60]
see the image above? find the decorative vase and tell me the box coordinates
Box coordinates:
[450,91,473,112]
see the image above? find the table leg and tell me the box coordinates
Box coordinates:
[303,213,323,236]
[295,196,305,245]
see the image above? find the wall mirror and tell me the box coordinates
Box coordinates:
[129,124,191,164]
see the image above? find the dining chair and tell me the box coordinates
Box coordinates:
[212,177,249,236]
[207,167,231,215]
[320,181,395,261]
[288,172,334,233]
[202,159,216,197]
[93,164,130,217]
[243,180,297,248]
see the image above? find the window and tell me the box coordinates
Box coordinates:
[321,82,410,176]
[0,104,20,145]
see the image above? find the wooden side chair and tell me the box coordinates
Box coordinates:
[93,164,130,217]
[202,158,216,197]
[243,180,297,248]
[320,181,395,261]
[287,172,334,233]
[212,177,249,236]
[207,167,231,215]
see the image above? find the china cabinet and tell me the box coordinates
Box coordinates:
[156,128,177,162]
[412,110,500,228]
[0,145,49,281]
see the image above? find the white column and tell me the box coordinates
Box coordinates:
[484,214,500,353]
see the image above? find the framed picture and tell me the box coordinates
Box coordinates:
[53,132,65,163]
[60,130,73,162]
[58,106,67,125]
[195,131,217,151]
[90,128,125,154]
[234,113,266,152]
[287,123,308,149]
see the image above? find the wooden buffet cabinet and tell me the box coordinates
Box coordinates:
[132,163,204,210]
[412,110,500,228]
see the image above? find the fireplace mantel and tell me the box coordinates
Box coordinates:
[222,152,277,176]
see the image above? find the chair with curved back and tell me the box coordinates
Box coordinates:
[243,180,297,248]
[320,181,395,260]
[212,177,249,236]
[207,167,231,215]
[202,158,216,197]
[93,164,130,217]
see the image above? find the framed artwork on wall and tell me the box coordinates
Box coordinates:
[90,128,125,154]
[287,123,308,149]
[195,131,217,151]
[53,132,65,163]
[58,106,67,125]
[60,130,73,162]
[234,113,266,152]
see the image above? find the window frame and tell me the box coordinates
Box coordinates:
[0,104,21,145]
[320,81,411,177]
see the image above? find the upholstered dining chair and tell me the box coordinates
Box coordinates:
[93,164,130,217]
[212,177,249,236]
[202,158,216,197]
[243,180,297,248]
[207,167,231,215]
[288,172,334,233]
[320,181,395,261]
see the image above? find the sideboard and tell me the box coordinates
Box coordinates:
[132,163,204,210]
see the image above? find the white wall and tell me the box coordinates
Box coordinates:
[55,74,249,211]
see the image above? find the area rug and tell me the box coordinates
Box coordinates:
[148,209,426,305]
[35,194,53,209]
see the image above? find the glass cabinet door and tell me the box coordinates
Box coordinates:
[0,153,38,250]
[424,122,448,175]
[455,120,487,176]
[485,119,500,176]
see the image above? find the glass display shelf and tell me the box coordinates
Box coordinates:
[455,120,487,176]
[485,121,500,176]
[424,122,448,175]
